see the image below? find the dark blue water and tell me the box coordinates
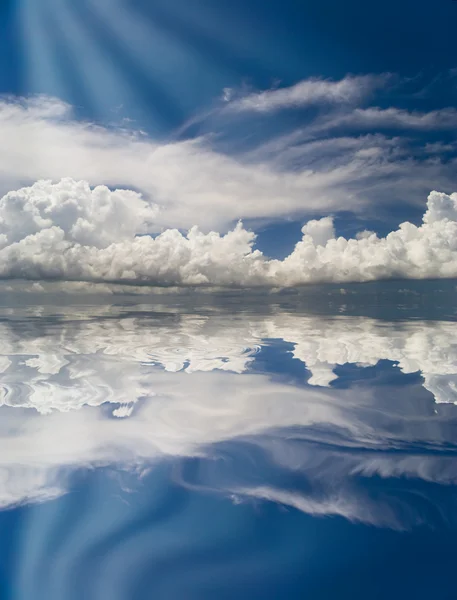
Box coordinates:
[0,283,457,599]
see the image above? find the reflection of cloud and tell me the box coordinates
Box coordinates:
[0,303,456,526]
[0,367,455,527]
[255,313,457,404]
[0,372,353,508]
[0,305,455,413]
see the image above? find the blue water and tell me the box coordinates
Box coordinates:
[0,283,457,599]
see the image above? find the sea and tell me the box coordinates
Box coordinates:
[0,280,456,599]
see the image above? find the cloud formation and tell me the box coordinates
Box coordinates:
[224,74,386,112]
[0,87,455,233]
[0,95,376,230]
[320,107,457,132]
[0,177,157,248]
[0,179,456,286]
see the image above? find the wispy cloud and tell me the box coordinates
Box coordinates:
[224,74,389,112]
[319,106,457,132]
[0,93,455,236]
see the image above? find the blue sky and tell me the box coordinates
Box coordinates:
[3,0,457,121]
[0,0,455,279]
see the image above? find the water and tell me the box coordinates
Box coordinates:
[0,282,457,599]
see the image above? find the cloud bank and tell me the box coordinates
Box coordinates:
[0,179,456,286]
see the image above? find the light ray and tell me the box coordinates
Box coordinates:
[18,0,66,98]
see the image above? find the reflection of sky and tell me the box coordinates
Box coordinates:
[0,298,456,413]
[0,293,455,506]
[0,289,457,598]
[0,288,457,600]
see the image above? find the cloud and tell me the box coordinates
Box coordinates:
[321,107,457,132]
[0,95,375,230]
[0,179,456,286]
[224,74,387,112]
[233,486,406,528]
[0,91,455,234]
[0,177,157,248]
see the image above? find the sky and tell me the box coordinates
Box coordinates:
[0,0,456,285]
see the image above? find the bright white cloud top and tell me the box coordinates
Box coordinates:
[0,178,456,286]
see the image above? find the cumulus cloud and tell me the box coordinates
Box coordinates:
[0,179,456,286]
[0,178,157,248]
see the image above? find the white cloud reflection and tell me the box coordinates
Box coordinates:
[0,302,455,527]
[0,305,455,412]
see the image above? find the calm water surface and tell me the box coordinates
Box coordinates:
[0,282,457,599]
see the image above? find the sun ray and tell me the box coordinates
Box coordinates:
[18,0,67,98]
[66,0,184,130]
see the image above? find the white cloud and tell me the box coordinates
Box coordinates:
[226,74,387,112]
[0,177,157,248]
[0,95,376,230]
[300,216,335,247]
[321,107,457,131]
[233,486,405,528]
[0,180,456,286]
[0,93,454,235]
